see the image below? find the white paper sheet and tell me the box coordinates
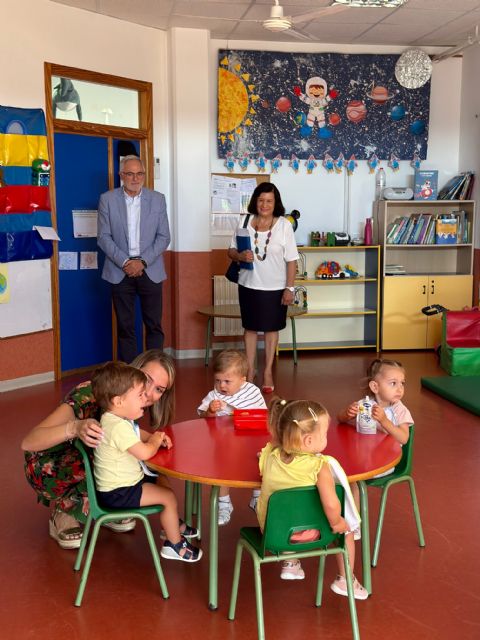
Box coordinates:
[80,251,98,270]
[34,226,61,241]
[72,210,98,238]
[59,251,78,270]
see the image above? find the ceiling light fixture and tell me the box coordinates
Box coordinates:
[395,48,432,89]
[333,0,408,7]
[432,26,480,63]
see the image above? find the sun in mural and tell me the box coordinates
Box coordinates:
[218,56,259,144]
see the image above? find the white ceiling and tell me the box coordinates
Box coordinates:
[51,0,480,48]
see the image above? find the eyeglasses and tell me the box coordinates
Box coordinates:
[122,171,145,179]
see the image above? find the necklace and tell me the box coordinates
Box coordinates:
[254,218,273,261]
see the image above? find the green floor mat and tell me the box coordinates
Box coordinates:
[421,376,480,416]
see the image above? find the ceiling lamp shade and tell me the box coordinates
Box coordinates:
[395,48,432,89]
[333,0,408,7]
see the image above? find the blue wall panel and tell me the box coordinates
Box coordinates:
[54,132,111,371]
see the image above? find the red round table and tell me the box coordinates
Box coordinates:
[148,417,401,608]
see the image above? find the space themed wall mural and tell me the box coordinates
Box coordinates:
[217,50,430,170]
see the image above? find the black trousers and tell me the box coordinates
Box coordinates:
[112,273,164,364]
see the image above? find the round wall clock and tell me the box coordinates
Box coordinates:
[395,48,432,89]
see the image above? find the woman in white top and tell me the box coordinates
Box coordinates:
[228,183,299,394]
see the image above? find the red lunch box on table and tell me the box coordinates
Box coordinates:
[233,408,269,431]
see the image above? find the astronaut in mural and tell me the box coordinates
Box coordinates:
[294,76,338,137]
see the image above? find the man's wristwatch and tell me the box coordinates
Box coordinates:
[285,286,295,292]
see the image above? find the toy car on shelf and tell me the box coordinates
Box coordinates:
[315,261,358,279]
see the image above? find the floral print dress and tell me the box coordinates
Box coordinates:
[23,382,100,522]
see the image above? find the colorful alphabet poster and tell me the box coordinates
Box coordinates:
[217,50,430,161]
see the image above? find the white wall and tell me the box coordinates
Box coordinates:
[459,46,480,248]
[210,40,463,247]
[2,0,170,203]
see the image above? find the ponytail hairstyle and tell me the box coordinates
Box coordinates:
[269,397,329,455]
[362,358,405,392]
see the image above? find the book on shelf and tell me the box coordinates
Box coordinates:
[438,172,475,200]
[386,210,471,246]
[416,214,432,244]
[435,216,457,244]
[414,170,438,200]
[385,264,406,275]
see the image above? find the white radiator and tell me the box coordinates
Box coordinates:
[213,275,243,336]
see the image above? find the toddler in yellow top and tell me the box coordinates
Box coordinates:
[92,361,202,563]
[257,397,367,599]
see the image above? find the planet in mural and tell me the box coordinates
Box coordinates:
[294,111,306,126]
[261,99,270,108]
[390,104,406,121]
[410,119,426,135]
[346,100,367,124]
[276,96,291,113]
[367,85,394,104]
[318,127,332,139]
[328,112,341,126]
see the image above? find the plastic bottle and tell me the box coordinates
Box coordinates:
[375,167,386,200]
[364,218,373,245]
[356,396,377,435]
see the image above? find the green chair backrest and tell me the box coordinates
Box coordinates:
[75,439,105,520]
[391,424,415,477]
[261,485,344,555]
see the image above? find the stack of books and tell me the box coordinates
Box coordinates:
[386,214,436,245]
[386,212,471,245]
[385,264,406,275]
[438,172,475,200]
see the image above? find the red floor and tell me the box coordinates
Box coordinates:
[1,350,480,639]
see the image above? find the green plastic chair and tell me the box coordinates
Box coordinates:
[73,440,169,606]
[366,424,425,567]
[228,485,360,640]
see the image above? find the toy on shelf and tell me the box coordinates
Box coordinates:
[310,231,321,246]
[294,285,308,309]
[315,260,359,280]
[296,252,307,279]
[344,264,359,278]
[286,209,300,232]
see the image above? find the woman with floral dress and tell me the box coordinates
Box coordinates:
[21,350,175,549]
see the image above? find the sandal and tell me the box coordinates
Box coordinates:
[180,520,199,539]
[160,537,202,563]
[160,519,199,540]
[49,510,83,550]
[330,574,368,601]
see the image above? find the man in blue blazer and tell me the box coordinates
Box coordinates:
[97,155,170,363]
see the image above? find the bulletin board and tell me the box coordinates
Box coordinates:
[0,259,52,337]
[210,172,270,236]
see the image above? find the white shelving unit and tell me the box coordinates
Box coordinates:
[278,245,381,353]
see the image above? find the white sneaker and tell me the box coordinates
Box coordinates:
[218,500,233,526]
[281,559,305,580]
[103,518,136,533]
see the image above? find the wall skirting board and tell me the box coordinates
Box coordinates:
[0,371,54,393]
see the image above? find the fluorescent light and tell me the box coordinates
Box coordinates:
[333,0,408,7]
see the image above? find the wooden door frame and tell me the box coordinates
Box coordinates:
[44,62,153,379]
